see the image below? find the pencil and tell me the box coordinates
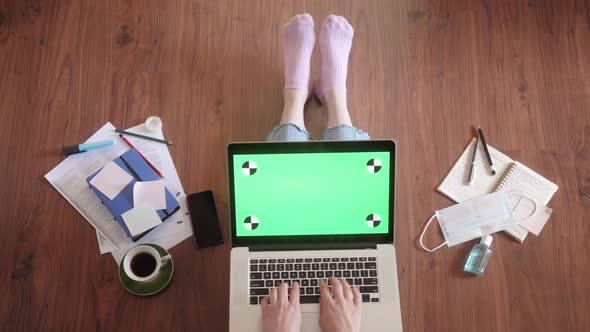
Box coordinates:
[477,127,496,175]
[468,136,479,185]
[115,129,173,145]
[118,134,165,178]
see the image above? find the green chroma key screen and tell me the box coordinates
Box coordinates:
[233,152,390,237]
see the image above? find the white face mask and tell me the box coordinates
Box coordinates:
[419,192,515,252]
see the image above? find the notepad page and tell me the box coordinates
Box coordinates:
[499,161,558,205]
[498,161,558,241]
[437,137,514,203]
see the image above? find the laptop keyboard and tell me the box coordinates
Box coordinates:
[249,256,379,305]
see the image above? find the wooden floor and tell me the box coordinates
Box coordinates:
[1,0,589,331]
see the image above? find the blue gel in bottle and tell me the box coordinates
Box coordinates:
[464,235,493,276]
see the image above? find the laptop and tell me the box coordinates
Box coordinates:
[228,140,402,332]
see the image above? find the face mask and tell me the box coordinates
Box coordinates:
[419,192,515,252]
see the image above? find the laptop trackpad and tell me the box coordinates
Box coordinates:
[302,313,321,332]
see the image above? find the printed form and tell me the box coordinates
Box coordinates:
[45,122,192,263]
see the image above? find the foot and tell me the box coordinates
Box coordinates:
[315,15,354,103]
[283,13,315,95]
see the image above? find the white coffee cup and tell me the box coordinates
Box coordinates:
[123,245,171,282]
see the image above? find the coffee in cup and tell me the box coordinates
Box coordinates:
[123,245,171,282]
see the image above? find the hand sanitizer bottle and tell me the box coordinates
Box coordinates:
[464,235,493,276]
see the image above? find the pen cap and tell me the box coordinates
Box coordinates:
[480,235,493,248]
[63,145,82,155]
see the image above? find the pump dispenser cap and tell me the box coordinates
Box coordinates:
[481,235,493,247]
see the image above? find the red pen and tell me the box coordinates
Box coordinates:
[119,134,165,178]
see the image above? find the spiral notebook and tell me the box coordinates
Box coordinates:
[437,137,558,242]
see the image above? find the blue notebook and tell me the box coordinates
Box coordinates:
[86,149,180,241]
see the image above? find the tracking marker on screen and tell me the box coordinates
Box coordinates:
[242,161,258,176]
[366,214,381,228]
[366,158,382,173]
[243,216,259,230]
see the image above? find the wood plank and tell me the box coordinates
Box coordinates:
[0,0,588,330]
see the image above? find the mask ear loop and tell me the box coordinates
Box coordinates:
[530,197,539,216]
[419,214,448,252]
[512,193,539,221]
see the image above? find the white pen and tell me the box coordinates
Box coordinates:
[468,137,479,185]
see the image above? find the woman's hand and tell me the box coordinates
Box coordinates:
[261,282,302,332]
[319,277,362,332]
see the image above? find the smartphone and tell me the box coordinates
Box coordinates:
[186,190,224,248]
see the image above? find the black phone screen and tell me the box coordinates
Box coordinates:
[187,190,224,247]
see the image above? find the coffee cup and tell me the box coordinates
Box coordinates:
[123,245,171,282]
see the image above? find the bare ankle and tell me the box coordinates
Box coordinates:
[281,89,308,128]
[324,90,352,127]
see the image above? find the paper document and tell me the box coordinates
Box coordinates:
[99,192,191,262]
[45,122,193,259]
[107,229,190,263]
[90,161,133,199]
[514,199,553,236]
[95,122,193,259]
[133,180,166,209]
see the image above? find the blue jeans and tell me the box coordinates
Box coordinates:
[266,123,370,142]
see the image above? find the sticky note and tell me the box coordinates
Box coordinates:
[121,203,162,237]
[133,180,166,210]
[514,199,553,236]
[89,161,133,200]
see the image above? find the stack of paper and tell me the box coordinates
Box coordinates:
[45,122,193,263]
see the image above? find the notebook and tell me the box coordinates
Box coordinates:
[437,137,558,242]
[86,148,180,241]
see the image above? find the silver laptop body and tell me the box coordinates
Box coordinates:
[227,141,403,332]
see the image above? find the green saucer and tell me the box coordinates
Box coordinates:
[119,244,174,296]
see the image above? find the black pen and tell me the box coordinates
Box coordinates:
[477,127,496,175]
